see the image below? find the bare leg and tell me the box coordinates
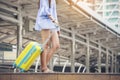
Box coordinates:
[46,30,60,65]
[40,29,50,71]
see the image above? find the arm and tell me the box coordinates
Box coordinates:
[47,0,56,23]
[48,14,60,35]
[48,15,59,25]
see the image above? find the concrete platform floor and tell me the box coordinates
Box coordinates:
[0,72,120,80]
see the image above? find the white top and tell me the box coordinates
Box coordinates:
[34,0,60,31]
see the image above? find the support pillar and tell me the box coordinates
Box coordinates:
[111,52,114,73]
[106,49,109,73]
[86,35,90,73]
[17,6,23,57]
[114,54,117,73]
[0,51,4,63]
[49,58,54,71]
[98,42,101,73]
[71,28,75,73]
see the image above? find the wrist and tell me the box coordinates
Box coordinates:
[48,15,56,22]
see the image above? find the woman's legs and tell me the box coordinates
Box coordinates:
[40,29,60,72]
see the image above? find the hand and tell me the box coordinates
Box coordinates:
[52,19,58,24]
[53,20,59,26]
[48,15,59,26]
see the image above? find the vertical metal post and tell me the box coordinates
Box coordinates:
[35,57,40,72]
[2,51,4,63]
[71,28,75,73]
[17,6,23,57]
[49,43,53,70]
[86,34,90,73]
[114,53,120,73]
[49,58,54,71]
[114,54,117,73]
[58,53,60,66]
[114,54,116,73]
[106,48,109,73]
[0,51,4,63]
[98,42,101,73]
[111,52,114,73]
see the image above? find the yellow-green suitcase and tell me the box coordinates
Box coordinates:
[13,42,43,72]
